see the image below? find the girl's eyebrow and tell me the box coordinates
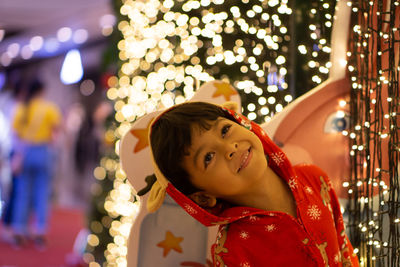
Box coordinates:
[192,118,225,170]
[213,117,225,130]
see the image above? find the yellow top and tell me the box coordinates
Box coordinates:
[13,98,61,144]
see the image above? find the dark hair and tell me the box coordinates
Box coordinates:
[20,79,45,125]
[25,79,44,103]
[150,102,233,195]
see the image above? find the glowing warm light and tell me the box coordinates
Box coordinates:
[0,53,11,66]
[7,43,20,58]
[57,27,73,42]
[60,49,84,84]
[21,45,33,60]
[339,100,346,107]
[339,59,347,67]
[30,36,44,51]
[298,45,307,54]
[73,29,89,44]
[336,110,345,118]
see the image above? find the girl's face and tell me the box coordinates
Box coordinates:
[182,117,269,202]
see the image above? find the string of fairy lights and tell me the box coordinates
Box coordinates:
[86,0,339,265]
[346,0,400,266]
[299,0,335,85]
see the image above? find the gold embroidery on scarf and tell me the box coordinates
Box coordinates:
[320,176,331,206]
[340,230,352,266]
[316,241,329,267]
[214,226,229,266]
[211,220,229,225]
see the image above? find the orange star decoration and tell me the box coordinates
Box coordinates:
[157,230,184,257]
[130,121,151,153]
[211,81,237,101]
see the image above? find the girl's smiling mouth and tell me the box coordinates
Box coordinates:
[237,147,252,172]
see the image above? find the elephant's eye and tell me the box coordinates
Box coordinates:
[324,111,350,133]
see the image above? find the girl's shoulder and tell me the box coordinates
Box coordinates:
[293,163,331,189]
[293,163,327,175]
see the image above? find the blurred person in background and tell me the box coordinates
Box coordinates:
[0,81,14,215]
[10,79,61,249]
[0,109,11,217]
[0,78,24,243]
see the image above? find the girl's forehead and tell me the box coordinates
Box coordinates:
[191,117,226,134]
[193,116,238,138]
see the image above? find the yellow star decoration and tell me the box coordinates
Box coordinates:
[211,81,237,101]
[130,121,151,153]
[157,230,184,257]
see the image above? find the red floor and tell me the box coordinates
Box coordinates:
[0,207,86,267]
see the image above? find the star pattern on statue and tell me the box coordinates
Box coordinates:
[130,121,151,153]
[157,230,183,257]
[212,81,237,101]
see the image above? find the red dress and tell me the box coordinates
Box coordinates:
[162,108,359,267]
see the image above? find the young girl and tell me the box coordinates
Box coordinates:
[11,79,61,249]
[139,101,359,266]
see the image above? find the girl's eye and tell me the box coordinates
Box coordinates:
[221,124,232,138]
[204,152,215,169]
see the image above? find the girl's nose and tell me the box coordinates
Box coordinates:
[226,142,238,159]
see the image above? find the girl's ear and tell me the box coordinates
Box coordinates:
[188,191,217,208]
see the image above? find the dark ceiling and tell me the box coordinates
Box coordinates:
[0,0,113,67]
